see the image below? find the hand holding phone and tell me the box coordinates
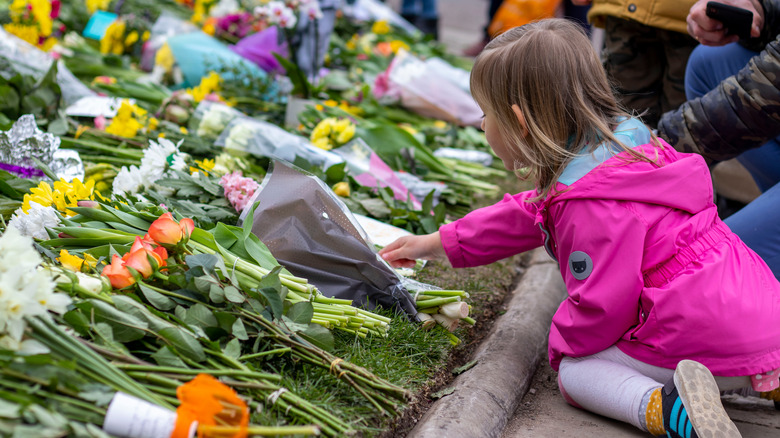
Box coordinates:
[705,1,753,39]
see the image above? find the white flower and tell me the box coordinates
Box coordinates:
[112,165,145,195]
[209,0,240,17]
[0,228,72,348]
[170,152,190,172]
[7,202,61,240]
[277,8,298,29]
[304,4,323,20]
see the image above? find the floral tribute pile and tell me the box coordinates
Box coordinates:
[0,0,506,435]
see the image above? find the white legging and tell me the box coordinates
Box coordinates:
[557,346,753,430]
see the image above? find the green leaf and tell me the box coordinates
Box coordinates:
[111,295,174,333]
[138,284,176,311]
[223,338,241,359]
[231,318,248,341]
[259,287,284,320]
[300,324,334,351]
[209,284,226,304]
[223,285,244,304]
[213,223,239,250]
[243,234,280,270]
[158,327,206,362]
[75,300,148,342]
[184,304,218,328]
[62,310,90,337]
[151,346,189,368]
[185,254,218,278]
[287,301,313,324]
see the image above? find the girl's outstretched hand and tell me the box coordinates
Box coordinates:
[378,232,446,268]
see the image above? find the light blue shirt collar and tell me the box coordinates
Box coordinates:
[558,118,651,186]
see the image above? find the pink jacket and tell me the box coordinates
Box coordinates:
[440,120,780,376]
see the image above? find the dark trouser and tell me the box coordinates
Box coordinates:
[603,17,698,128]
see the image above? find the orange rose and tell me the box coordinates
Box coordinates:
[129,236,168,269]
[122,248,154,279]
[102,254,136,289]
[148,213,194,246]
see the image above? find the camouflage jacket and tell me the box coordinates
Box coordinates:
[657,0,780,162]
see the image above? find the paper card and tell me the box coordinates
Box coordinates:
[65,96,135,118]
[353,213,413,248]
[102,392,191,438]
[83,11,119,40]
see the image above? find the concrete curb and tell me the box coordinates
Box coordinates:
[408,248,566,438]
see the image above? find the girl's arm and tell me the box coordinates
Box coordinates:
[438,191,543,268]
[379,232,446,268]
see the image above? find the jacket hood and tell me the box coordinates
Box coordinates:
[545,121,713,216]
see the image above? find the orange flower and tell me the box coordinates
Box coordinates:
[128,236,168,269]
[102,254,136,289]
[148,213,194,246]
[375,41,393,57]
[122,248,154,278]
[172,374,249,438]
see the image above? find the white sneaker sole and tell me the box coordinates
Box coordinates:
[674,360,741,438]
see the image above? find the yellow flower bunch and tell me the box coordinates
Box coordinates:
[22,179,104,217]
[310,118,356,151]
[371,20,391,35]
[186,72,222,103]
[191,0,208,24]
[86,0,111,14]
[105,100,147,138]
[100,19,127,55]
[5,0,56,50]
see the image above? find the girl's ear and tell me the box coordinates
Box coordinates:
[511,104,529,137]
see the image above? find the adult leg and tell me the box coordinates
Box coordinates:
[602,17,665,128]
[725,182,780,278]
[685,43,780,192]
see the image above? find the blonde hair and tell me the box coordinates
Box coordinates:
[471,18,657,199]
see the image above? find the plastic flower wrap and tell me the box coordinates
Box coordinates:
[0,115,85,181]
[0,226,71,352]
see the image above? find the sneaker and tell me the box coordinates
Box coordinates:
[662,360,741,438]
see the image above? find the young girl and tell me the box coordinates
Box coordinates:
[379,19,780,437]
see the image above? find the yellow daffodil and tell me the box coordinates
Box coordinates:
[106,100,146,138]
[346,34,359,50]
[187,72,222,102]
[22,179,103,217]
[336,124,355,144]
[58,250,85,271]
[74,125,89,139]
[371,20,391,35]
[179,126,189,134]
[390,40,410,54]
[142,30,150,41]
[310,117,356,149]
[190,158,215,176]
[155,43,175,73]
[433,120,448,129]
[324,100,339,107]
[400,124,418,135]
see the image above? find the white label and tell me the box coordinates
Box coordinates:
[65,96,136,118]
[102,392,180,438]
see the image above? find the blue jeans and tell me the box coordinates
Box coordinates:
[402,0,438,19]
[685,43,780,278]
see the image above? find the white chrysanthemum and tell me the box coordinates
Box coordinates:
[113,165,145,195]
[7,202,61,240]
